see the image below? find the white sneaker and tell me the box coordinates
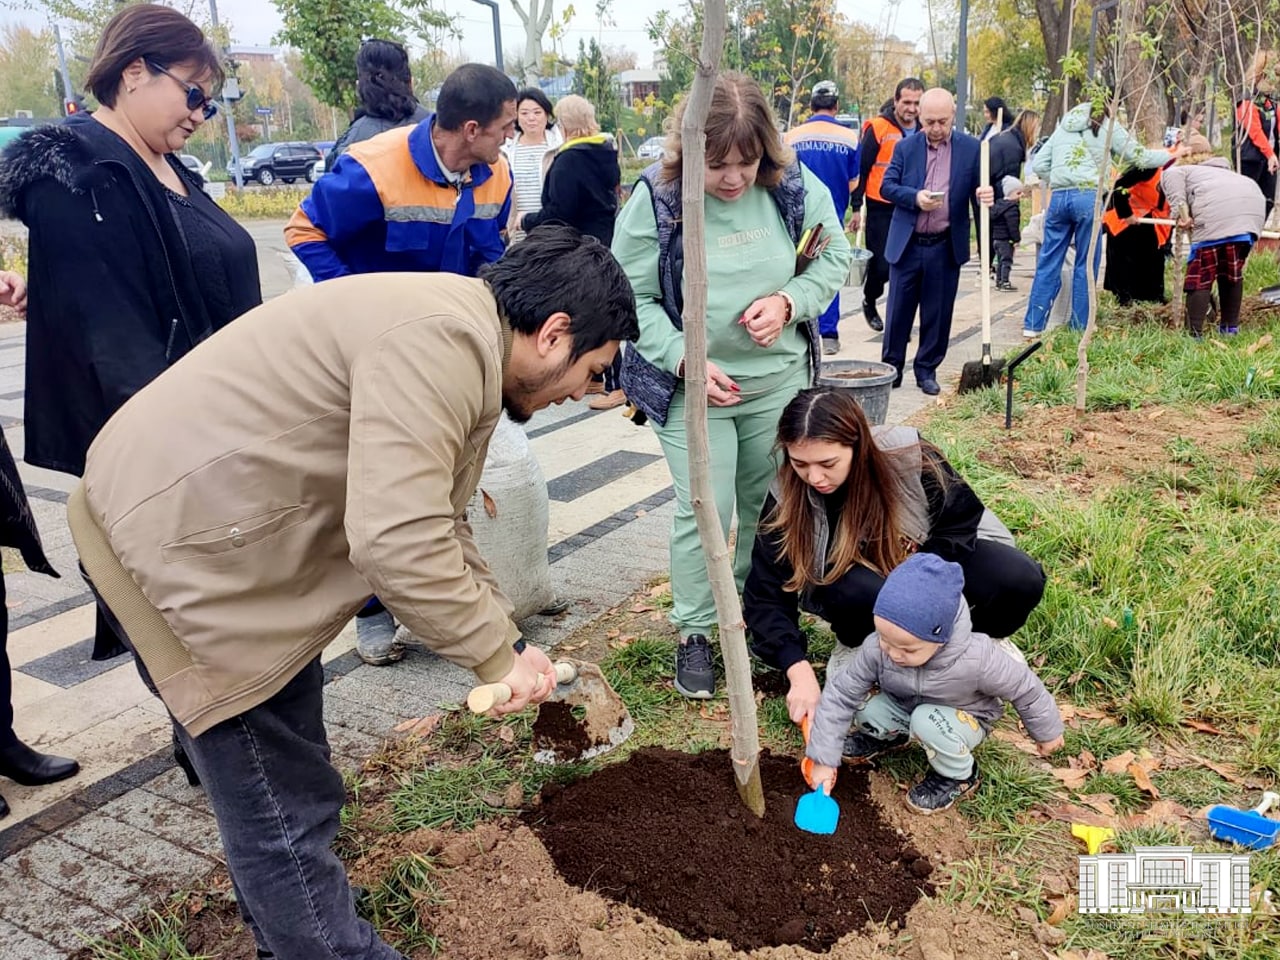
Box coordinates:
[1022,328,1041,340]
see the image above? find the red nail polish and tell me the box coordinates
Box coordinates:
[730,384,741,392]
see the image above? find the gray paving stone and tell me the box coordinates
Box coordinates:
[547,451,662,502]
[321,689,406,740]
[59,812,214,884]
[0,918,66,960]
[140,766,210,808]
[97,791,223,859]
[324,669,458,723]
[6,839,147,926]
[15,636,119,688]
[0,860,123,949]
[325,723,385,764]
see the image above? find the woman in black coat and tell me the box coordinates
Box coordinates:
[0,272,79,819]
[0,5,260,671]
[0,6,260,784]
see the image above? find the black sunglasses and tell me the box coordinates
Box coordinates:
[146,60,218,120]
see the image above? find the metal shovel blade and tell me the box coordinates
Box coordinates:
[531,660,634,765]
[794,785,839,835]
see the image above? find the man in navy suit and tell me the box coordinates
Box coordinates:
[880,88,994,395]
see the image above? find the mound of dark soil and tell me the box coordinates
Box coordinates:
[525,747,933,953]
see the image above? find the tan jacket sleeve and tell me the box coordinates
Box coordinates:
[345,315,518,683]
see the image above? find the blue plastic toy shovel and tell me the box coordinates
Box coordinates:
[1207,791,1280,850]
[794,716,840,834]
[795,783,840,834]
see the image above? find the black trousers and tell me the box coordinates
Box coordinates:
[863,200,895,306]
[0,574,16,749]
[882,234,962,382]
[1104,226,1167,305]
[1241,158,1277,217]
[804,539,1047,650]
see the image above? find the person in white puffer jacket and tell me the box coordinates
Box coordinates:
[1162,133,1268,337]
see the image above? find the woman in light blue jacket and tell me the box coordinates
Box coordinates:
[1022,102,1174,335]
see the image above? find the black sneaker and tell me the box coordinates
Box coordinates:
[675,635,715,699]
[841,731,910,765]
[862,300,884,332]
[905,762,981,814]
[995,280,1018,292]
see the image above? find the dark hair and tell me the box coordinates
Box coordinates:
[356,39,417,122]
[87,4,223,108]
[984,96,1009,118]
[810,90,838,112]
[763,389,947,590]
[894,77,925,101]
[661,72,793,188]
[515,86,554,133]
[436,63,517,131]
[480,225,638,359]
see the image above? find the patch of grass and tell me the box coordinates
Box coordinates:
[938,856,1045,922]
[81,907,210,960]
[358,853,443,955]
[1125,606,1206,728]
[1245,248,1280,294]
[1152,765,1234,810]
[1063,720,1146,760]
[963,738,1059,828]
[389,754,518,830]
[600,635,687,729]
[1079,771,1146,814]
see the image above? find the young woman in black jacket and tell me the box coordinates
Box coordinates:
[743,389,1045,724]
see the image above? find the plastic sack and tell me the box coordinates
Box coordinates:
[466,413,556,621]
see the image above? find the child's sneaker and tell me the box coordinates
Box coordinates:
[841,730,910,765]
[1219,324,1239,335]
[905,763,981,814]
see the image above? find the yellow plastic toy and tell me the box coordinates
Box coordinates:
[1072,823,1116,855]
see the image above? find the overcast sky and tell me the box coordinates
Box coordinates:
[2,0,933,67]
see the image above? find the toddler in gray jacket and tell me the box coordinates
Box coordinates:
[806,553,1064,813]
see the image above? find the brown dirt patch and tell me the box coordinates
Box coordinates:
[527,748,932,952]
[973,402,1267,498]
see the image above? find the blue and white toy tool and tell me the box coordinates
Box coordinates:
[794,784,840,835]
[1206,791,1280,850]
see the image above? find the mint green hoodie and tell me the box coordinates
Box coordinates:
[1032,102,1172,189]
[612,165,850,387]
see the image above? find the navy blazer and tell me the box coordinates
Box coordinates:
[881,130,982,267]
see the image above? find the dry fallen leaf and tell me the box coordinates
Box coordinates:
[629,603,656,614]
[1128,799,1191,828]
[1079,749,1098,771]
[1077,793,1117,817]
[1101,750,1136,774]
[1127,761,1160,798]
[1101,616,1119,629]
[481,489,498,518]
[1045,802,1111,827]
[1182,718,1224,735]
[496,725,516,743]
[992,727,1042,756]
[648,582,670,597]
[1050,767,1091,790]
[1046,895,1074,926]
[1247,333,1273,355]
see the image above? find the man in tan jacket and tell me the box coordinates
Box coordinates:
[68,227,637,960]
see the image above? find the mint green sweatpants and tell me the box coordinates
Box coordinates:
[652,362,810,637]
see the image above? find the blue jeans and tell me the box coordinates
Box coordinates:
[817,292,840,338]
[1023,188,1103,333]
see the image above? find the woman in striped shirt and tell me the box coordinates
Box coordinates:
[504,87,561,240]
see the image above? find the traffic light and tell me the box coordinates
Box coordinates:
[64,100,78,115]
[63,95,87,116]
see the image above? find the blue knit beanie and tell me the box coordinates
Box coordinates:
[874,553,965,643]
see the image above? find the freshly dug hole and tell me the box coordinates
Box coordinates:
[524,748,934,952]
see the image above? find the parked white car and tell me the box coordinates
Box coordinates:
[636,136,665,160]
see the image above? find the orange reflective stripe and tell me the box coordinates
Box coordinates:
[284,205,328,247]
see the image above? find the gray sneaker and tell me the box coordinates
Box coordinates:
[356,609,404,665]
[674,634,715,699]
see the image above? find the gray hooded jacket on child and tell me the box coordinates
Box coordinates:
[806,603,1063,768]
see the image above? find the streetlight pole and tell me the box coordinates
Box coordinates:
[52,23,75,115]
[471,0,504,72]
[208,0,244,188]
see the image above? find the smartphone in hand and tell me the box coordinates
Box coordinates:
[926,191,946,200]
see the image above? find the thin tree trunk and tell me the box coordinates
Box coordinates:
[680,0,764,817]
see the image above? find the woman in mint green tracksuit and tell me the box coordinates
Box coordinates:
[613,72,850,699]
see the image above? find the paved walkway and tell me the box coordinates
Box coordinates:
[0,220,1033,956]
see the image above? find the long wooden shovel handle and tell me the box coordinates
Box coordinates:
[1135,217,1179,225]
[466,660,577,713]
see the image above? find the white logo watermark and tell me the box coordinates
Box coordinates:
[1078,846,1252,916]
